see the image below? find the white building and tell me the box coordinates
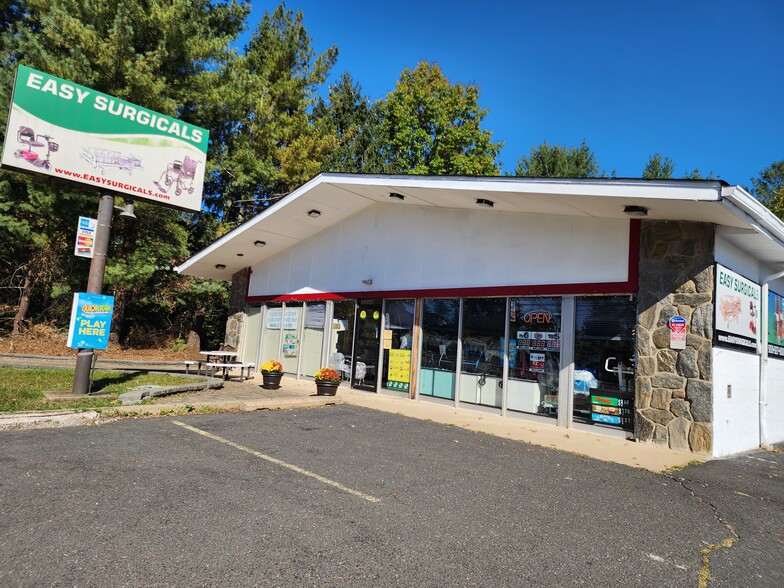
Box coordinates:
[177,174,784,457]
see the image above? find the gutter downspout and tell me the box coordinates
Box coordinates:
[760,268,784,449]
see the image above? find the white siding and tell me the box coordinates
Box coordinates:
[248,204,631,296]
[712,347,761,457]
[715,235,761,281]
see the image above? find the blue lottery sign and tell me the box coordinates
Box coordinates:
[66,292,114,349]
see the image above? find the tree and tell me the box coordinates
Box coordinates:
[515,141,600,178]
[641,153,714,180]
[642,153,675,179]
[314,73,382,173]
[201,3,338,227]
[752,161,784,218]
[374,61,502,175]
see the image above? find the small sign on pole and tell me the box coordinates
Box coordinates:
[669,315,687,350]
[74,216,97,258]
[67,292,114,350]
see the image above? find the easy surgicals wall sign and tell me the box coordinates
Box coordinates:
[0,65,208,212]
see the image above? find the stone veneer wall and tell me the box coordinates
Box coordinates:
[224,269,249,350]
[635,221,714,453]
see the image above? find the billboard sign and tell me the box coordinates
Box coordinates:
[1,65,208,212]
[74,216,97,258]
[66,292,114,349]
[768,290,784,359]
[715,264,760,352]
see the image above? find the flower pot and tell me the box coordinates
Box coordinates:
[315,381,339,396]
[261,371,283,390]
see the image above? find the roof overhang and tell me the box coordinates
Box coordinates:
[177,174,784,280]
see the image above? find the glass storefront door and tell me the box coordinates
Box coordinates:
[328,300,356,381]
[381,299,415,393]
[507,297,562,418]
[352,299,382,391]
[574,296,636,430]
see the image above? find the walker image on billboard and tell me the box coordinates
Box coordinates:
[714,263,760,352]
[67,292,115,350]
[1,65,208,213]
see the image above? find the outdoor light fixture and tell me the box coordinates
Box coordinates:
[307,209,321,218]
[215,264,226,270]
[476,198,494,208]
[115,202,136,220]
[623,205,648,218]
[389,192,405,200]
[362,278,373,286]
[254,240,266,247]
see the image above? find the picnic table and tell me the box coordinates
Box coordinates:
[193,351,255,382]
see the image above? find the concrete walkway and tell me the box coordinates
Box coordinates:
[0,355,699,473]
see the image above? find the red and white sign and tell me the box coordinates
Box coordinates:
[669,315,687,350]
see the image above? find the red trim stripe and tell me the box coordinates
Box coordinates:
[247,220,641,303]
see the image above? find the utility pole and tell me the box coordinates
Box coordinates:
[71,192,115,395]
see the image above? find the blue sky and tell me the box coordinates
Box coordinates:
[245,1,783,188]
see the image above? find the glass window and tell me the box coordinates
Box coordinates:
[574,296,636,430]
[507,297,562,418]
[300,302,326,378]
[459,298,505,407]
[261,303,283,362]
[419,299,460,399]
[280,303,302,375]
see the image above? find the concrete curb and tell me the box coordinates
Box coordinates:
[103,395,344,417]
[118,376,224,404]
[0,410,103,431]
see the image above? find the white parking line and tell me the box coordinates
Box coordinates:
[171,420,381,503]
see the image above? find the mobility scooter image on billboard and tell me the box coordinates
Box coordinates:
[13,126,58,170]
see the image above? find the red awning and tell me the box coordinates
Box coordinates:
[270,287,346,302]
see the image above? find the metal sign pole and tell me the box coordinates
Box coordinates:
[72,192,115,394]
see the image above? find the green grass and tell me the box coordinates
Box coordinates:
[0,367,202,412]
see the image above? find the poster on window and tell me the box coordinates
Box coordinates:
[386,349,411,392]
[714,264,760,352]
[283,333,298,357]
[305,303,325,328]
[768,290,784,358]
[267,308,299,330]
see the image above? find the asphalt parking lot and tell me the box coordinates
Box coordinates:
[1,405,781,587]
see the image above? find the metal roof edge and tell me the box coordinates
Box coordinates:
[175,174,328,274]
[318,172,726,193]
[720,185,784,253]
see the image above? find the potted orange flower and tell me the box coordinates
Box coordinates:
[313,367,341,396]
[260,360,283,390]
